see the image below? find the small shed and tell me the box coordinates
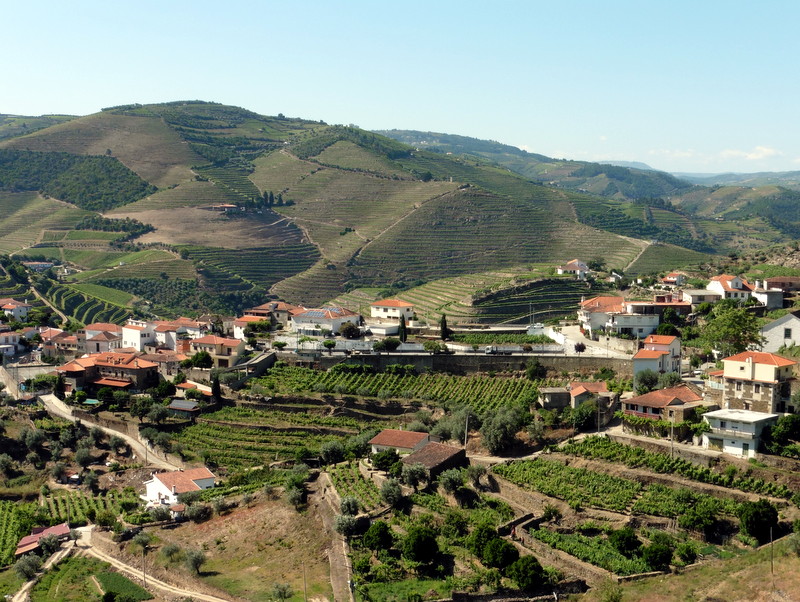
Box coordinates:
[167,398,200,419]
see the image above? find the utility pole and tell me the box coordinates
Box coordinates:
[464,413,469,448]
[303,561,308,602]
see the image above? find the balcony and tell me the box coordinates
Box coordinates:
[709,427,755,440]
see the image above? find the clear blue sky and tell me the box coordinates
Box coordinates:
[3,0,798,174]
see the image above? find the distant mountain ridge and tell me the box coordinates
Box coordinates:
[375,129,695,201]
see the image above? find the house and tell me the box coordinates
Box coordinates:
[763,276,800,293]
[15,523,70,557]
[139,351,189,378]
[369,429,430,455]
[244,301,304,327]
[557,259,590,280]
[681,289,722,308]
[79,323,123,354]
[761,311,800,353]
[233,315,266,341]
[539,387,571,409]
[568,381,609,408]
[751,284,785,310]
[290,306,361,335]
[713,351,797,413]
[56,351,159,393]
[707,275,754,302]
[20,261,54,272]
[122,320,156,351]
[188,335,245,368]
[633,334,682,376]
[370,299,414,321]
[578,296,626,336]
[0,330,20,355]
[400,442,467,479]
[143,467,216,507]
[622,384,704,421]
[661,272,685,287]
[701,408,779,458]
[0,298,31,321]
[167,398,201,419]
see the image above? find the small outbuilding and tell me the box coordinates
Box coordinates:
[400,442,467,479]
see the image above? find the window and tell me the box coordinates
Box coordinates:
[755,384,761,394]
[785,328,792,339]
[735,382,742,391]
[720,421,727,429]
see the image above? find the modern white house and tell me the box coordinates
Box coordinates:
[143,467,216,507]
[701,408,779,458]
[290,306,361,335]
[0,298,31,321]
[761,312,800,353]
[681,289,722,308]
[370,299,414,321]
[557,259,590,280]
[122,320,156,351]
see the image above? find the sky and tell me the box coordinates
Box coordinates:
[2,0,799,174]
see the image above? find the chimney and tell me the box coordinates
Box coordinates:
[172,485,177,494]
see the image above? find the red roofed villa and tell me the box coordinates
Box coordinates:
[143,467,216,507]
[370,299,414,321]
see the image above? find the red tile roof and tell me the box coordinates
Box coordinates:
[579,296,625,313]
[84,323,123,333]
[644,334,677,345]
[710,274,754,292]
[633,349,669,359]
[723,351,796,367]
[626,384,703,409]
[401,442,465,469]
[371,299,414,308]
[568,382,608,398]
[153,467,216,493]
[369,429,429,450]
[192,335,241,347]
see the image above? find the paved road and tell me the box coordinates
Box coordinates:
[39,394,180,471]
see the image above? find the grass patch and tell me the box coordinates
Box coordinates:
[96,570,153,600]
[31,556,114,602]
[358,578,451,601]
[0,567,24,598]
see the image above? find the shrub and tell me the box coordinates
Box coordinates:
[438,468,465,494]
[320,440,345,465]
[363,520,393,550]
[340,496,359,516]
[380,479,403,508]
[507,555,544,591]
[402,525,438,564]
[481,538,519,570]
[334,514,358,537]
[642,542,673,571]
[738,499,778,544]
[372,449,400,472]
[14,554,41,579]
[401,462,429,490]
[184,503,212,523]
[542,503,562,524]
[467,523,498,557]
[609,527,641,558]
[676,541,697,564]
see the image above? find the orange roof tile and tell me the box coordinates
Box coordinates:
[626,384,703,408]
[371,299,414,308]
[723,351,796,367]
[633,349,669,359]
[153,467,216,493]
[369,429,429,450]
[644,334,677,345]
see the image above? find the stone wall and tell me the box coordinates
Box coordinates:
[607,433,716,468]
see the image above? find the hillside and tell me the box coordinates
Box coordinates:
[376,129,696,200]
[0,100,741,321]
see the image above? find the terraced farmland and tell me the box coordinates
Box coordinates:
[181,244,320,290]
[252,364,552,415]
[116,179,237,211]
[197,166,262,202]
[44,489,142,526]
[471,278,596,323]
[0,193,90,254]
[329,462,383,512]
[314,141,410,178]
[625,243,710,275]
[35,280,130,325]
[0,501,27,566]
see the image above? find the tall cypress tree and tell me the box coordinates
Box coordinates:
[399,315,407,343]
[440,314,449,340]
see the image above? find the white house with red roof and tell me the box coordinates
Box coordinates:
[233,315,266,340]
[290,306,361,334]
[633,334,681,376]
[0,298,31,321]
[706,275,754,302]
[122,320,156,351]
[143,467,216,507]
[567,381,609,408]
[557,259,590,280]
[714,351,797,413]
[661,272,686,287]
[370,299,414,321]
[369,429,430,455]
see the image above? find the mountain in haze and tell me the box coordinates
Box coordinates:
[4,100,800,325]
[376,129,695,201]
[674,170,800,189]
[604,160,656,171]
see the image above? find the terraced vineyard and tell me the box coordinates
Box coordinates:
[252,364,551,414]
[0,501,25,566]
[35,280,130,325]
[494,458,642,512]
[329,462,383,512]
[0,193,90,254]
[44,489,142,526]
[196,166,262,202]
[625,243,710,275]
[181,244,320,290]
[314,141,409,178]
[471,278,599,324]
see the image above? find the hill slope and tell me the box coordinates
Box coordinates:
[0,102,722,318]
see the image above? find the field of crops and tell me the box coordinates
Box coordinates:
[0,501,24,566]
[70,283,134,306]
[252,364,551,414]
[560,436,793,499]
[493,459,642,512]
[631,484,741,518]
[530,528,650,575]
[329,463,382,512]
[44,489,142,526]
